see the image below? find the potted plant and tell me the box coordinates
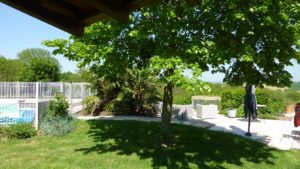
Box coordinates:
[227,98,237,118]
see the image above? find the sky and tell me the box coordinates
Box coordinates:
[0,3,299,82]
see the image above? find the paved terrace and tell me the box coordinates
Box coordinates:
[77,114,300,150]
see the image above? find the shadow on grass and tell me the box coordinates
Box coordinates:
[75,120,278,169]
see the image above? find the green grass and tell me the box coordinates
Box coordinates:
[0,120,300,169]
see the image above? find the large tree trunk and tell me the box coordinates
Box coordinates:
[161,83,173,142]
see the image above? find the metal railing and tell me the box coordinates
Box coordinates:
[0,82,92,99]
[0,82,93,128]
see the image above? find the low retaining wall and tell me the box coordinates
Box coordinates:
[155,102,195,120]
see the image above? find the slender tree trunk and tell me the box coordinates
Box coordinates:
[161,82,173,142]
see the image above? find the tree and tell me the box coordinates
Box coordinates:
[198,0,300,87]
[0,56,24,81]
[44,3,210,141]
[60,68,93,82]
[17,48,51,64]
[44,0,300,141]
[18,48,61,82]
[60,71,78,82]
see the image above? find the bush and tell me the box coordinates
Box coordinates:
[5,124,36,139]
[282,89,300,105]
[40,113,76,136]
[221,89,244,109]
[221,88,285,119]
[256,90,271,105]
[174,94,193,105]
[48,93,69,117]
[40,93,76,136]
[105,91,136,115]
[83,96,100,115]
[236,105,245,118]
[0,127,6,140]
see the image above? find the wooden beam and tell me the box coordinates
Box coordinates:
[127,0,161,11]
[83,0,129,22]
[0,0,84,36]
[79,13,109,25]
[40,0,79,19]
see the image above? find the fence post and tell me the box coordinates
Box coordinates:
[34,82,39,130]
[17,82,20,99]
[60,82,63,93]
[81,83,84,100]
[70,83,73,113]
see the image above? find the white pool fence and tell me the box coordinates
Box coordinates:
[0,82,93,128]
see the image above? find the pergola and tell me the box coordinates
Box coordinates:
[0,0,198,36]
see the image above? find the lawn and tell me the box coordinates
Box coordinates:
[0,120,299,169]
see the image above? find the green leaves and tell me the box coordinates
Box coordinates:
[150,56,209,92]
[202,0,300,87]
[234,13,245,21]
[17,48,61,82]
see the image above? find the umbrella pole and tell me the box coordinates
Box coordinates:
[245,111,252,136]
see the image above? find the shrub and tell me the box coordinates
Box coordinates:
[282,89,300,105]
[40,93,76,136]
[5,124,36,139]
[173,94,192,105]
[102,69,160,116]
[256,90,271,105]
[0,127,6,140]
[48,93,69,117]
[105,91,136,115]
[221,88,285,119]
[83,96,100,115]
[40,113,76,136]
[221,89,244,109]
[236,105,245,118]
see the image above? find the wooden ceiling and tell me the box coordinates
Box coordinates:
[1,0,199,36]
[0,0,162,36]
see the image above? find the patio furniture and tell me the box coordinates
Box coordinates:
[196,104,219,119]
[192,96,221,119]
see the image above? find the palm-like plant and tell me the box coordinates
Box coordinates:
[90,75,122,115]
[107,68,160,115]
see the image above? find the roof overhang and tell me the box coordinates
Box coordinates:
[0,0,162,36]
[1,0,199,36]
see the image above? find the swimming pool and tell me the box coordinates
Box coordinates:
[0,103,18,113]
[0,103,35,126]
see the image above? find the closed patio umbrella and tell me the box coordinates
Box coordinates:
[244,85,258,136]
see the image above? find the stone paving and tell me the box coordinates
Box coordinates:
[202,115,300,150]
[77,114,300,150]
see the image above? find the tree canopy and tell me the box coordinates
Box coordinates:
[60,68,94,82]
[44,0,300,140]
[199,0,300,86]
[0,56,24,81]
[17,48,52,64]
[18,48,61,82]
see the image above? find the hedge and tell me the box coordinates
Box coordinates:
[221,89,285,119]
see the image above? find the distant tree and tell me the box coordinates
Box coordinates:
[60,68,94,82]
[17,48,51,64]
[0,56,24,81]
[19,48,61,82]
[60,71,78,82]
[76,67,94,82]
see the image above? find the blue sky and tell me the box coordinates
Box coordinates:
[0,3,299,82]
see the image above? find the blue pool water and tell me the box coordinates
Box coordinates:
[0,103,35,126]
[0,103,18,113]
